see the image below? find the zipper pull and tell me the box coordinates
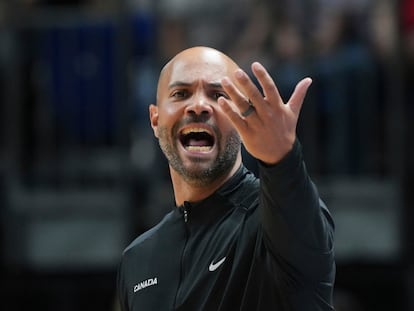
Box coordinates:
[183,201,190,223]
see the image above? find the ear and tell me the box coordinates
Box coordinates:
[149,104,159,138]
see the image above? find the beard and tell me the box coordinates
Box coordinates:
[157,121,241,187]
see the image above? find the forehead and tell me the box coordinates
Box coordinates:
[167,49,236,84]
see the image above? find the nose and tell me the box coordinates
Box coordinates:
[185,94,213,116]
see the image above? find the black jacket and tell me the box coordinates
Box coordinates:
[117,141,335,310]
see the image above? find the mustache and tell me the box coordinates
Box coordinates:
[176,114,213,130]
[182,114,211,124]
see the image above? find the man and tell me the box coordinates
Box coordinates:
[117,46,335,310]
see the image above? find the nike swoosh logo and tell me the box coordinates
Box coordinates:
[209,257,226,272]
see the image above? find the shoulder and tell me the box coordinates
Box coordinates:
[224,166,260,210]
[122,210,176,257]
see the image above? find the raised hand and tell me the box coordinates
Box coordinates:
[218,62,312,165]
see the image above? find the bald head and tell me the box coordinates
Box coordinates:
[156,46,240,103]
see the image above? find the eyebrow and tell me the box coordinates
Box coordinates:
[168,81,223,89]
[208,82,223,89]
[168,81,191,89]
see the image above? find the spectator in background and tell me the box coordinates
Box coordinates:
[309,5,380,175]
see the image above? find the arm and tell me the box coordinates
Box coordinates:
[219,63,335,297]
[218,62,332,257]
[258,140,335,311]
[259,138,334,279]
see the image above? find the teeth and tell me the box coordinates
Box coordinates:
[185,146,212,152]
[182,128,211,135]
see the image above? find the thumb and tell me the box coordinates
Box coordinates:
[288,77,312,115]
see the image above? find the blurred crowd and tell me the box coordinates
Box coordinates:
[0,0,408,176]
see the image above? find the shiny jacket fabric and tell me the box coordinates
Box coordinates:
[117,140,335,311]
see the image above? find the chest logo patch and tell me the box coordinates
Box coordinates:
[209,257,226,272]
[133,277,158,293]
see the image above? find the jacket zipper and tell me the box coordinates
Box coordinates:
[183,201,190,222]
[174,202,191,307]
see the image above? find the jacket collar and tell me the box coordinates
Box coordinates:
[176,165,257,227]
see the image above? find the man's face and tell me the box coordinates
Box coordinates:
[150,48,242,187]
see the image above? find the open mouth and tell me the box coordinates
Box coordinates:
[179,127,215,152]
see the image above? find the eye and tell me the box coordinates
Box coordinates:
[171,90,189,99]
[213,91,229,100]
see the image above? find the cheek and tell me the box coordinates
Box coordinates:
[216,120,240,145]
[157,107,183,140]
[216,114,236,133]
[156,114,173,131]
[159,105,182,123]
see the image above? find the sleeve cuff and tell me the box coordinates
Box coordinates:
[258,138,302,175]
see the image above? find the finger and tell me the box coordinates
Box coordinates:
[287,77,312,115]
[217,96,248,131]
[221,77,252,117]
[251,62,282,106]
[233,68,267,114]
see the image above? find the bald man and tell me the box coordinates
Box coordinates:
[117,46,335,311]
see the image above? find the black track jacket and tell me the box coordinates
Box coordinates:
[117,141,335,310]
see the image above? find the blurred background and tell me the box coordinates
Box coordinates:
[0,0,413,310]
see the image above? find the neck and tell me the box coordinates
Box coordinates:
[171,157,242,206]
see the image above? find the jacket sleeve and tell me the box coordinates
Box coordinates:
[258,139,335,302]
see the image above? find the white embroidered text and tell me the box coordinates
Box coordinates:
[133,277,158,293]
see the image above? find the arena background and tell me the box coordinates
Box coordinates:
[0,0,413,310]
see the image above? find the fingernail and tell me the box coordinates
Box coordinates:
[235,69,245,79]
[252,62,263,72]
[221,77,230,86]
[252,62,260,70]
